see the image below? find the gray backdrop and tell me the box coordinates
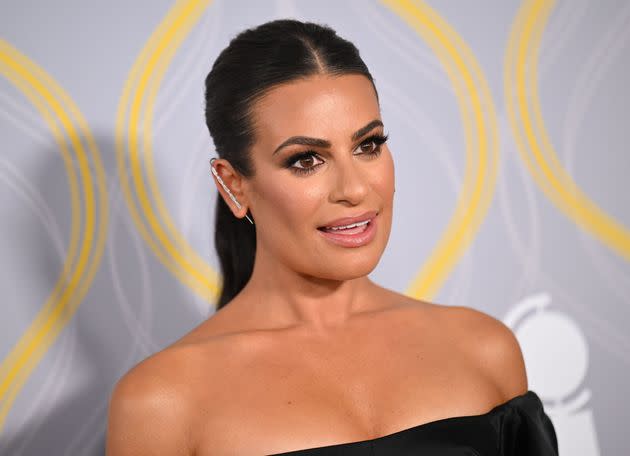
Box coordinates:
[1,0,628,454]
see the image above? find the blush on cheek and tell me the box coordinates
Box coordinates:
[257,179,322,235]
[376,152,395,188]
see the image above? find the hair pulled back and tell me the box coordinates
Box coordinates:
[204,18,379,310]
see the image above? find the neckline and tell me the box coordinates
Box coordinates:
[270,390,539,455]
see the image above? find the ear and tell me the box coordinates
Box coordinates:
[209,158,251,220]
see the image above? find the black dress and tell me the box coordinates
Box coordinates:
[269,390,558,455]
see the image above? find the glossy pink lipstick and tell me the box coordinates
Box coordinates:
[317,211,378,248]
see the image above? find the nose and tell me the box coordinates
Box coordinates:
[329,156,369,205]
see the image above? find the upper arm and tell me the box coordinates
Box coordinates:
[451,306,528,400]
[106,361,194,456]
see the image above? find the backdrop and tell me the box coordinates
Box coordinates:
[1,0,627,454]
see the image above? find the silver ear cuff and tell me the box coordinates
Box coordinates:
[210,158,254,225]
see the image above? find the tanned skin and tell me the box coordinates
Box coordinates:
[106,74,528,456]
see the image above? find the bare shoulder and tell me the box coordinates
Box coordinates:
[106,346,198,456]
[396,297,529,401]
[436,304,528,400]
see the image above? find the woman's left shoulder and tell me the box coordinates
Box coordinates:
[457,305,528,399]
[402,298,514,339]
[424,302,529,400]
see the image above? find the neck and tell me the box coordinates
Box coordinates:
[231,245,379,336]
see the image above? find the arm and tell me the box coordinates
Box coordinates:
[106,364,195,456]
[480,314,528,400]
[450,305,528,400]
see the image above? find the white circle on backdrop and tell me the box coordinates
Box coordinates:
[515,309,589,400]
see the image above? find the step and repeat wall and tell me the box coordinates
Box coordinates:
[1,0,627,454]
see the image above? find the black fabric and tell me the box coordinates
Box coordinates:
[269,390,558,455]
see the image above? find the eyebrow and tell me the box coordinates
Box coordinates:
[272,119,384,155]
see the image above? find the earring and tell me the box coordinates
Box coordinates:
[210,158,254,225]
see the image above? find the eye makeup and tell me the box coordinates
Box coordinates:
[283,132,389,176]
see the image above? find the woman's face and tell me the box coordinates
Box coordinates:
[245,73,395,280]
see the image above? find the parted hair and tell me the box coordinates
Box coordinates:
[203,18,379,310]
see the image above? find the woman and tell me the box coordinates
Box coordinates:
[106,19,558,455]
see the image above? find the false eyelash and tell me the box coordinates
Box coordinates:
[284,132,390,176]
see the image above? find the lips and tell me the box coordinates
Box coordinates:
[317,210,378,231]
[317,212,378,247]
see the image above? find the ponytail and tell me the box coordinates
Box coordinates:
[213,195,256,310]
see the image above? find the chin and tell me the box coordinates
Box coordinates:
[313,252,382,281]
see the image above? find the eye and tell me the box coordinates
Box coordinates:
[285,151,324,175]
[354,133,389,156]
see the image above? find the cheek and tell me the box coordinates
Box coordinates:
[371,150,395,199]
[254,176,324,230]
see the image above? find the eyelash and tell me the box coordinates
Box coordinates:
[284,133,390,176]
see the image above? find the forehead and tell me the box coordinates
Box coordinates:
[251,74,380,147]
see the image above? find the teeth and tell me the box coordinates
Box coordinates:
[326,219,370,230]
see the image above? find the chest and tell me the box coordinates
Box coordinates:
[191,333,498,456]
